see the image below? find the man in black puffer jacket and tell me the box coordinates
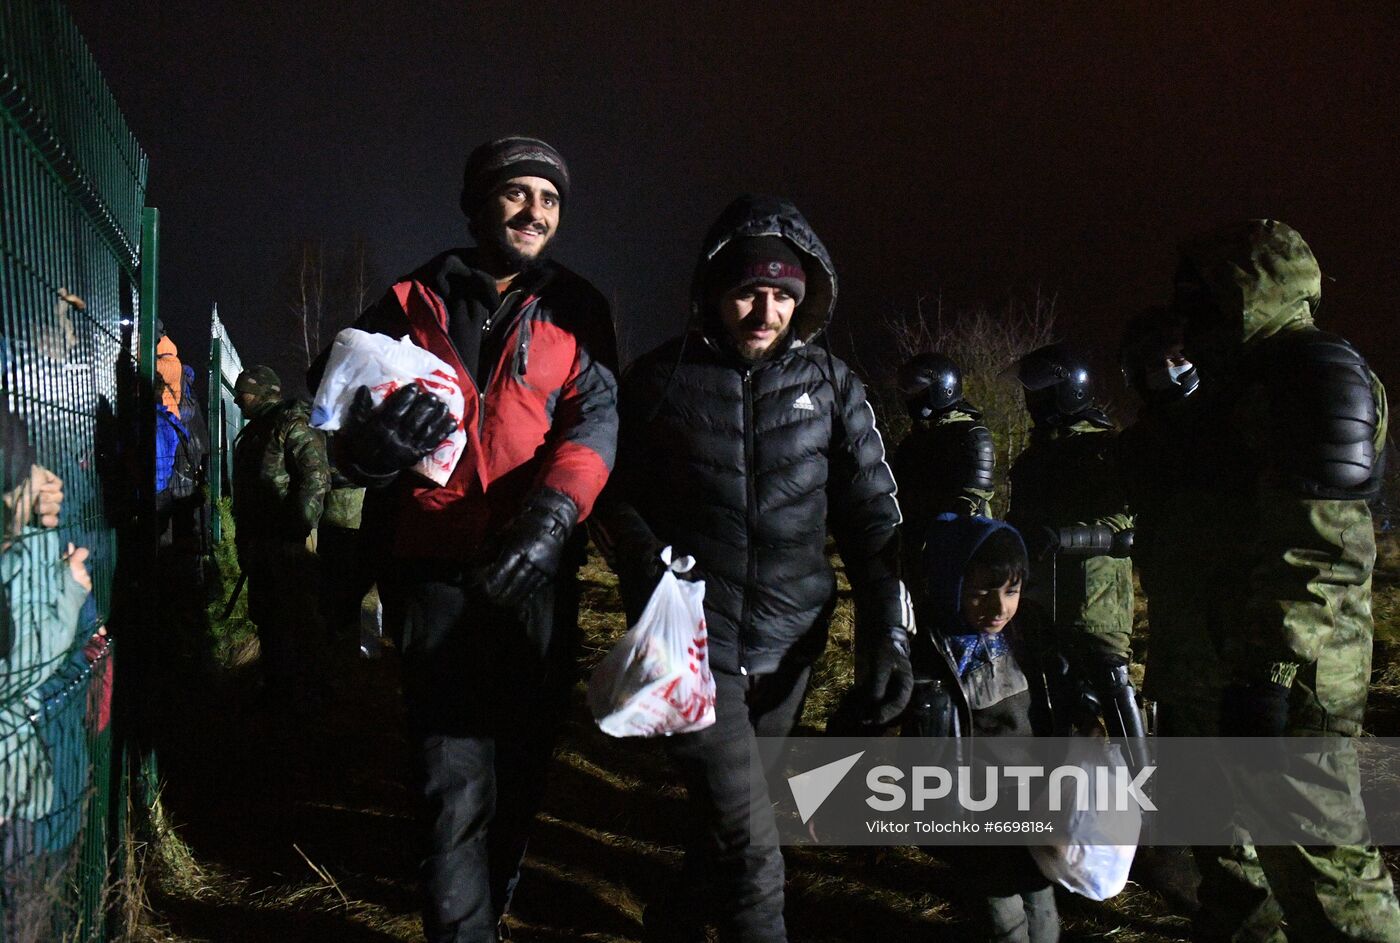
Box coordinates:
[597,195,912,942]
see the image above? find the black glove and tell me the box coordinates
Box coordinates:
[1220,680,1291,738]
[852,625,915,726]
[343,385,456,485]
[478,488,579,609]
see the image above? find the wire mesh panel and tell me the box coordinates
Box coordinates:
[0,0,147,937]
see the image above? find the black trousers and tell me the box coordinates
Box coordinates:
[241,536,321,697]
[387,560,578,943]
[317,523,373,643]
[652,664,811,943]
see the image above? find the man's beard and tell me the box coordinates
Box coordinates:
[474,219,552,278]
[734,322,793,363]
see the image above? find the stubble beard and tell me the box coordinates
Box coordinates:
[735,323,792,363]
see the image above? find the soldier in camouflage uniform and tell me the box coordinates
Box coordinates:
[1005,343,1142,743]
[1116,307,1222,722]
[1165,220,1400,942]
[231,365,330,701]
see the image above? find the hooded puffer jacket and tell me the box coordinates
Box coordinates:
[597,195,909,677]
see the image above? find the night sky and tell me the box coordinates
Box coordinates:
[64,1,1400,399]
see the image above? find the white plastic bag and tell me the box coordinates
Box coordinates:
[587,548,715,737]
[310,328,466,485]
[1029,741,1141,901]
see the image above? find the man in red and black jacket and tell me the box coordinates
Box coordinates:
[309,136,617,943]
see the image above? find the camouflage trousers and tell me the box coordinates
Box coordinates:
[1158,701,1400,942]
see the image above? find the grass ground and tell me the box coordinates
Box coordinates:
[126,533,1400,942]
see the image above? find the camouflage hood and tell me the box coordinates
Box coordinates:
[691,194,837,345]
[1177,219,1321,357]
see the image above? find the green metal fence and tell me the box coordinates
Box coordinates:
[0,0,148,937]
[207,305,245,543]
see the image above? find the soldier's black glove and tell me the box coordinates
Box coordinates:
[1220,680,1291,738]
[343,385,455,485]
[478,488,579,609]
[851,625,915,726]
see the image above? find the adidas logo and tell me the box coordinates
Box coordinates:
[792,391,815,411]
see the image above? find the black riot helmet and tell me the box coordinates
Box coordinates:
[897,352,963,420]
[1119,306,1200,407]
[1011,342,1095,426]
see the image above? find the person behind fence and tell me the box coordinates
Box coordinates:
[230,365,329,705]
[1,396,92,886]
[1003,344,1142,750]
[1163,219,1400,942]
[595,194,912,942]
[154,325,210,551]
[904,513,1065,942]
[309,136,618,943]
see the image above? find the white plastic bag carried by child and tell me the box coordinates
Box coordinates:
[310,328,466,485]
[588,548,715,738]
[1029,740,1142,901]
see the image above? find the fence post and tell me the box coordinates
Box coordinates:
[208,307,224,541]
[134,206,161,808]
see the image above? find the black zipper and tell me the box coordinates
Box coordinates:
[739,368,757,674]
[475,289,523,430]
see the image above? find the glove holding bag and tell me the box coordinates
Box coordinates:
[312,328,465,485]
[588,548,715,738]
[344,385,456,485]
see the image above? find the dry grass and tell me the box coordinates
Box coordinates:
[122,534,1400,942]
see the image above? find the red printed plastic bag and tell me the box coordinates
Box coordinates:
[310,328,465,485]
[588,548,715,737]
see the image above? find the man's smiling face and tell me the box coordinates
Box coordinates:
[472,175,560,270]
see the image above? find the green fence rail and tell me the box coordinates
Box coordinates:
[0,0,148,938]
[207,306,245,543]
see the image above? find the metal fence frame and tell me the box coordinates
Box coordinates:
[206,305,245,542]
[1,0,149,937]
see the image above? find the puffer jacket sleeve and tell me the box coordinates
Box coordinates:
[534,293,619,521]
[827,358,913,633]
[591,354,666,619]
